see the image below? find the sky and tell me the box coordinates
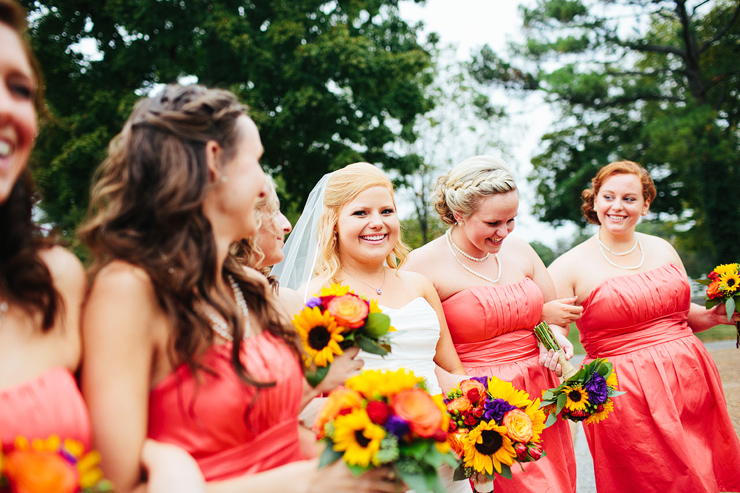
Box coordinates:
[397,0,580,248]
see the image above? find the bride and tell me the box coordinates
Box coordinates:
[273,162,472,492]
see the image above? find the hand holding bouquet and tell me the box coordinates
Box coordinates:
[539,358,625,426]
[445,376,547,482]
[696,263,740,348]
[314,369,457,493]
[293,284,394,386]
[533,322,577,379]
[0,434,113,493]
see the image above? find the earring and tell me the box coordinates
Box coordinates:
[220,176,228,183]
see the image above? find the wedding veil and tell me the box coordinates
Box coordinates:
[271,172,332,300]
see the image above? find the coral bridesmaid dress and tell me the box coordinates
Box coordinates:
[577,262,740,492]
[0,367,92,453]
[443,278,577,493]
[148,332,305,481]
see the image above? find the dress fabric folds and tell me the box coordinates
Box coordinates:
[148,332,304,481]
[0,367,92,453]
[443,278,577,493]
[577,262,740,493]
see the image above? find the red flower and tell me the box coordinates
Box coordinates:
[707,280,722,299]
[466,388,482,404]
[366,401,393,425]
[449,420,458,432]
[464,413,478,426]
[528,443,544,461]
[472,406,485,418]
[460,379,487,404]
[708,271,719,281]
[515,442,528,461]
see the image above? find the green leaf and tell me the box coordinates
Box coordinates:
[545,412,557,428]
[355,334,388,355]
[397,470,428,493]
[608,390,627,397]
[453,464,469,481]
[726,298,736,322]
[706,298,722,309]
[318,443,343,468]
[499,463,513,480]
[347,463,371,477]
[695,278,712,286]
[306,365,330,388]
[363,312,391,337]
[399,439,431,460]
[556,392,567,415]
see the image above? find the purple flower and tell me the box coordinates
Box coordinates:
[585,372,608,405]
[483,398,516,424]
[385,415,410,437]
[305,297,323,309]
[471,376,489,387]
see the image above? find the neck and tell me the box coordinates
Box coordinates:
[598,227,636,245]
[339,256,385,278]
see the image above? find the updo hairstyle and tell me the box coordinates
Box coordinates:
[581,160,657,225]
[434,155,517,226]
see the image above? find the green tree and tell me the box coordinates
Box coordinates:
[23,0,433,237]
[469,0,740,263]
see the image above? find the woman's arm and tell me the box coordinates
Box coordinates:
[687,302,739,333]
[82,263,162,493]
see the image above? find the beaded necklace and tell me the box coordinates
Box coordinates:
[445,229,501,284]
[205,274,251,341]
[596,229,645,270]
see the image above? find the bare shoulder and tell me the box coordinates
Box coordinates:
[88,261,161,323]
[395,268,435,298]
[549,238,592,275]
[37,246,87,295]
[276,285,305,316]
[404,236,445,272]
[638,232,682,264]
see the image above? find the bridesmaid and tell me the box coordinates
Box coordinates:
[548,160,740,492]
[80,84,395,492]
[404,155,577,493]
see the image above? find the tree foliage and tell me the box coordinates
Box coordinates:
[22,0,433,237]
[470,0,740,265]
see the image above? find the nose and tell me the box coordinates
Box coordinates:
[368,212,383,228]
[278,212,291,234]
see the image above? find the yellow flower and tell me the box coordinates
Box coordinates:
[713,263,739,277]
[346,368,421,400]
[77,450,104,488]
[487,376,532,409]
[463,421,516,475]
[332,409,385,467]
[718,271,740,295]
[584,400,614,425]
[320,283,351,297]
[293,307,345,366]
[562,385,589,412]
[522,398,547,443]
[606,369,618,388]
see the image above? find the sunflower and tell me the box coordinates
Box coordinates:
[718,271,740,295]
[584,400,614,425]
[346,368,421,400]
[522,398,547,442]
[463,421,516,475]
[320,283,352,297]
[332,409,386,467]
[486,376,532,409]
[606,369,618,388]
[713,263,740,277]
[293,307,345,366]
[562,385,589,412]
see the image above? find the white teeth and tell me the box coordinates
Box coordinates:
[0,141,10,157]
[362,235,385,241]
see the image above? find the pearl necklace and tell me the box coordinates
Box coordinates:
[205,274,251,341]
[446,228,489,261]
[445,230,501,283]
[342,268,385,295]
[596,228,637,256]
[596,232,645,270]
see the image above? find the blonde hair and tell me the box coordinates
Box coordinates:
[315,162,409,282]
[434,155,517,226]
[231,175,280,276]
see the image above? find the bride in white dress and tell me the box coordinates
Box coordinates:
[272,162,472,492]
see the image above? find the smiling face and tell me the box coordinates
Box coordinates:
[594,173,649,235]
[0,23,37,204]
[336,185,399,266]
[456,190,518,255]
[254,206,292,269]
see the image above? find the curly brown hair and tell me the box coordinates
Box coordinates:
[0,0,57,331]
[581,160,657,225]
[80,84,299,387]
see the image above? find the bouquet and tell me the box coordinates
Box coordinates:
[293,284,393,386]
[0,434,113,493]
[533,321,578,380]
[444,376,547,483]
[314,369,458,493]
[696,263,740,348]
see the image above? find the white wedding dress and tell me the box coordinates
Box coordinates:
[359,297,471,493]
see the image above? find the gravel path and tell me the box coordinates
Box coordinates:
[570,339,739,493]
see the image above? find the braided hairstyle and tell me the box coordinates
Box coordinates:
[80,84,299,387]
[434,155,517,225]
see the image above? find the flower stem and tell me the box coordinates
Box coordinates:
[534,322,561,351]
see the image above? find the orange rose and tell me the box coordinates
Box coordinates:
[3,450,78,493]
[313,386,363,437]
[447,430,468,456]
[392,388,444,438]
[326,295,369,329]
[447,396,472,414]
[502,409,534,443]
[460,379,487,404]
[707,280,722,299]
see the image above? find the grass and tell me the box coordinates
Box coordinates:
[565,323,737,355]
